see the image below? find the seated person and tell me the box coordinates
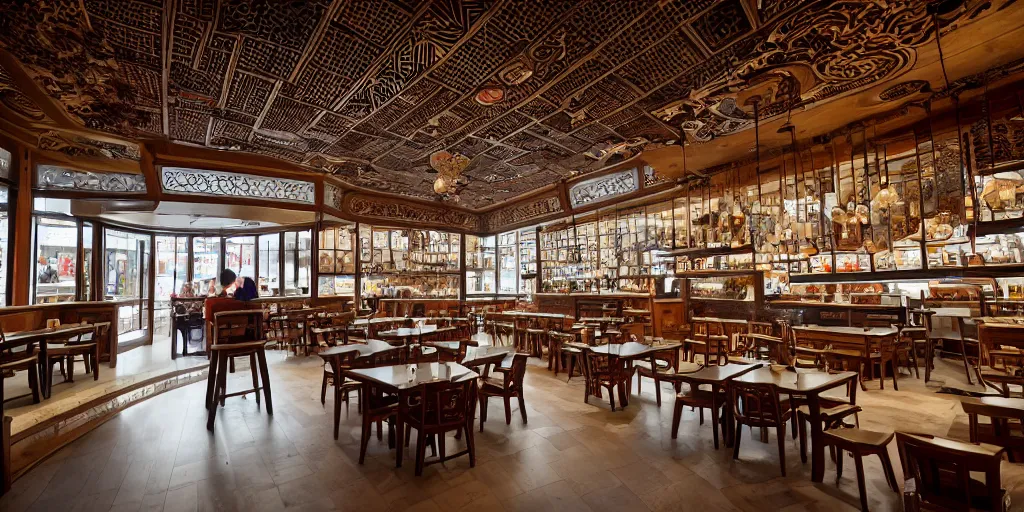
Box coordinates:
[204,269,259,347]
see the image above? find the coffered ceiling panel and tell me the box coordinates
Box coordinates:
[0,0,1020,209]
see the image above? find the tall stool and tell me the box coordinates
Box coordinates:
[206,310,273,431]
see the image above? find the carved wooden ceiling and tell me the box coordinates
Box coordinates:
[1,0,1022,209]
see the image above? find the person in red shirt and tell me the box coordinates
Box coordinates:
[204,269,258,352]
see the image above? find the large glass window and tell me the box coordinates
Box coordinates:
[497,231,518,294]
[82,223,93,300]
[283,230,311,296]
[33,213,78,304]
[225,236,256,281]
[465,235,496,294]
[192,236,220,294]
[258,234,279,296]
[317,223,356,296]
[155,235,188,333]
[104,229,150,336]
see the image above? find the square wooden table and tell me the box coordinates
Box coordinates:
[346,362,479,468]
[670,362,764,448]
[734,367,858,482]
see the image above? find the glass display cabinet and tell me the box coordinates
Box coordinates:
[317,222,356,297]
[465,234,496,294]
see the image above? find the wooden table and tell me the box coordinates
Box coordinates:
[500,312,572,320]
[346,362,479,468]
[5,323,96,400]
[461,345,514,371]
[590,341,682,408]
[734,367,858,482]
[977,318,1024,394]
[670,362,764,448]
[960,396,1024,460]
[377,325,455,345]
[791,325,898,389]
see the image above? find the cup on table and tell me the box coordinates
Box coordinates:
[46,318,61,329]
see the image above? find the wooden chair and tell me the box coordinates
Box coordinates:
[205,310,273,431]
[956,317,985,386]
[401,379,477,476]
[731,380,793,476]
[896,432,1007,511]
[547,331,574,375]
[796,380,862,462]
[824,428,899,511]
[581,349,632,411]
[634,341,679,406]
[479,353,528,430]
[672,384,727,448]
[45,322,102,384]
[0,331,40,406]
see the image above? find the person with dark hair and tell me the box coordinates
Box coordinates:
[234,276,259,301]
[203,268,257,352]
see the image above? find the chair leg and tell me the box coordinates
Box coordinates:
[960,340,974,385]
[608,385,616,412]
[517,394,527,424]
[333,385,342,440]
[415,430,427,476]
[359,415,372,464]
[207,352,229,431]
[27,364,40,404]
[798,415,808,463]
[321,372,328,406]
[504,396,512,425]
[205,351,219,410]
[465,421,476,468]
[776,425,787,477]
[733,422,743,460]
[879,449,900,493]
[854,454,868,512]
[256,349,273,415]
[710,400,720,450]
[92,347,100,381]
[835,445,843,482]
[479,396,488,432]
[66,356,75,383]
[671,400,683,439]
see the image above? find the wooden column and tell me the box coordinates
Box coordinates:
[11,145,32,306]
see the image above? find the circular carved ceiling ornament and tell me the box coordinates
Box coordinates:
[475,85,505,106]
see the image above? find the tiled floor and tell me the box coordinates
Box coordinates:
[2,351,1023,512]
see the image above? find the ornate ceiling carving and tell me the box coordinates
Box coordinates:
[344,193,481,231]
[0,0,1014,209]
[483,192,563,232]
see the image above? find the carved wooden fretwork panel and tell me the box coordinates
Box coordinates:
[323,182,344,211]
[653,0,1001,143]
[0,0,1012,208]
[345,193,481,231]
[160,167,315,204]
[0,62,48,123]
[568,167,639,208]
[36,165,147,194]
[37,131,141,161]
[483,194,563,232]
[0,147,11,181]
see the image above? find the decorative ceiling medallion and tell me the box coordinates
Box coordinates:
[36,165,147,194]
[568,167,640,208]
[160,167,315,204]
[475,86,505,106]
[879,80,931,102]
[499,55,534,86]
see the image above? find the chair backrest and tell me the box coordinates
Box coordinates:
[415,378,475,429]
[507,353,528,392]
[213,310,264,346]
[748,321,774,336]
[896,432,1005,511]
[730,380,784,428]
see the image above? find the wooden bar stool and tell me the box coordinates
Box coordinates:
[206,310,273,431]
[823,428,898,512]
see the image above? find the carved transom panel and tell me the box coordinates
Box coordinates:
[0,0,1009,209]
[160,167,315,204]
[36,165,148,194]
[568,167,639,208]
